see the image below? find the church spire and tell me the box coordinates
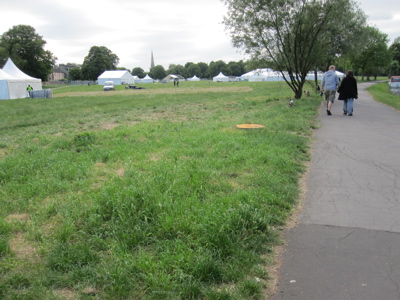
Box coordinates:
[150,51,155,69]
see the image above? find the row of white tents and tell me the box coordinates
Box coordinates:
[97,68,345,86]
[0,58,42,100]
[98,71,158,84]
[97,71,201,85]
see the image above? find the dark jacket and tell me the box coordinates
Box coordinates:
[338,75,358,100]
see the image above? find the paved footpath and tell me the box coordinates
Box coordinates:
[271,82,400,300]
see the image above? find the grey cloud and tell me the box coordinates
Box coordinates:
[1,0,105,40]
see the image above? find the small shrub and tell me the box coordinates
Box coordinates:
[72,132,96,152]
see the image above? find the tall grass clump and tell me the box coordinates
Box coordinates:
[0,81,321,299]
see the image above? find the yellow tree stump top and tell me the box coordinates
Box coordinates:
[235,124,265,129]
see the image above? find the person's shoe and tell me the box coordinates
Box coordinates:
[348,114,353,116]
[327,110,332,115]
[343,110,347,115]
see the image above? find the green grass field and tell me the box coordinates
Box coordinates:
[0,80,327,299]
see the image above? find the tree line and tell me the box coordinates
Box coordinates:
[74,52,249,81]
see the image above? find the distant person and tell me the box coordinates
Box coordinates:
[321,65,340,115]
[338,70,358,116]
[27,85,33,96]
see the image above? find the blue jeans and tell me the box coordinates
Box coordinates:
[343,98,354,114]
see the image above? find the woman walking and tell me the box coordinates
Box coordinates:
[338,70,358,116]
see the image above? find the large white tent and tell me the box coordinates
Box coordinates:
[0,58,42,100]
[140,74,154,83]
[213,72,229,82]
[306,71,324,81]
[240,68,326,82]
[98,70,135,85]
[241,68,284,82]
[247,71,269,82]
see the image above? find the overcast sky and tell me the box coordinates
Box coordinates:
[1,0,399,72]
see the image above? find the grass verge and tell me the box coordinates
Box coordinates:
[0,81,321,299]
[366,81,400,111]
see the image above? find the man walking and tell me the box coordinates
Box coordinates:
[321,65,340,115]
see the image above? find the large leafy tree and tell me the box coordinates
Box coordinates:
[389,60,399,77]
[69,68,82,80]
[0,25,56,81]
[312,2,366,85]
[149,65,166,79]
[131,67,145,78]
[351,26,391,80]
[223,0,366,98]
[317,4,366,69]
[389,40,400,63]
[81,46,119,80]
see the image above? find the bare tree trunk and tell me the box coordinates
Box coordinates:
[314,69,319,89]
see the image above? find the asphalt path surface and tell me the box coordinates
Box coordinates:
[271,82,400,300]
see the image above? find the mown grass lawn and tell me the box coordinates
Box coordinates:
[0,80,322,299]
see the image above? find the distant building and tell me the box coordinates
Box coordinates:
[48,67,66,81]
[48,63,81,81]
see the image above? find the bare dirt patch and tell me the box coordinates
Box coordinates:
[9,232,37,260]
[116,168,125,177]
[54,288,76,300]
[82,286,100,296]
[0,148,6,159]
[55,86,252,98]
[6,214,30,222]
[101,123,119,130]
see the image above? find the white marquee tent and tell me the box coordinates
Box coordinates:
[240,68,326,82]
[188,75,200,81]
[248,71,269,82]
[140,74,154,83]
[0,58,42,100]
[98,70,135,85]
[241,68,284,82]
[213,72,229,82]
